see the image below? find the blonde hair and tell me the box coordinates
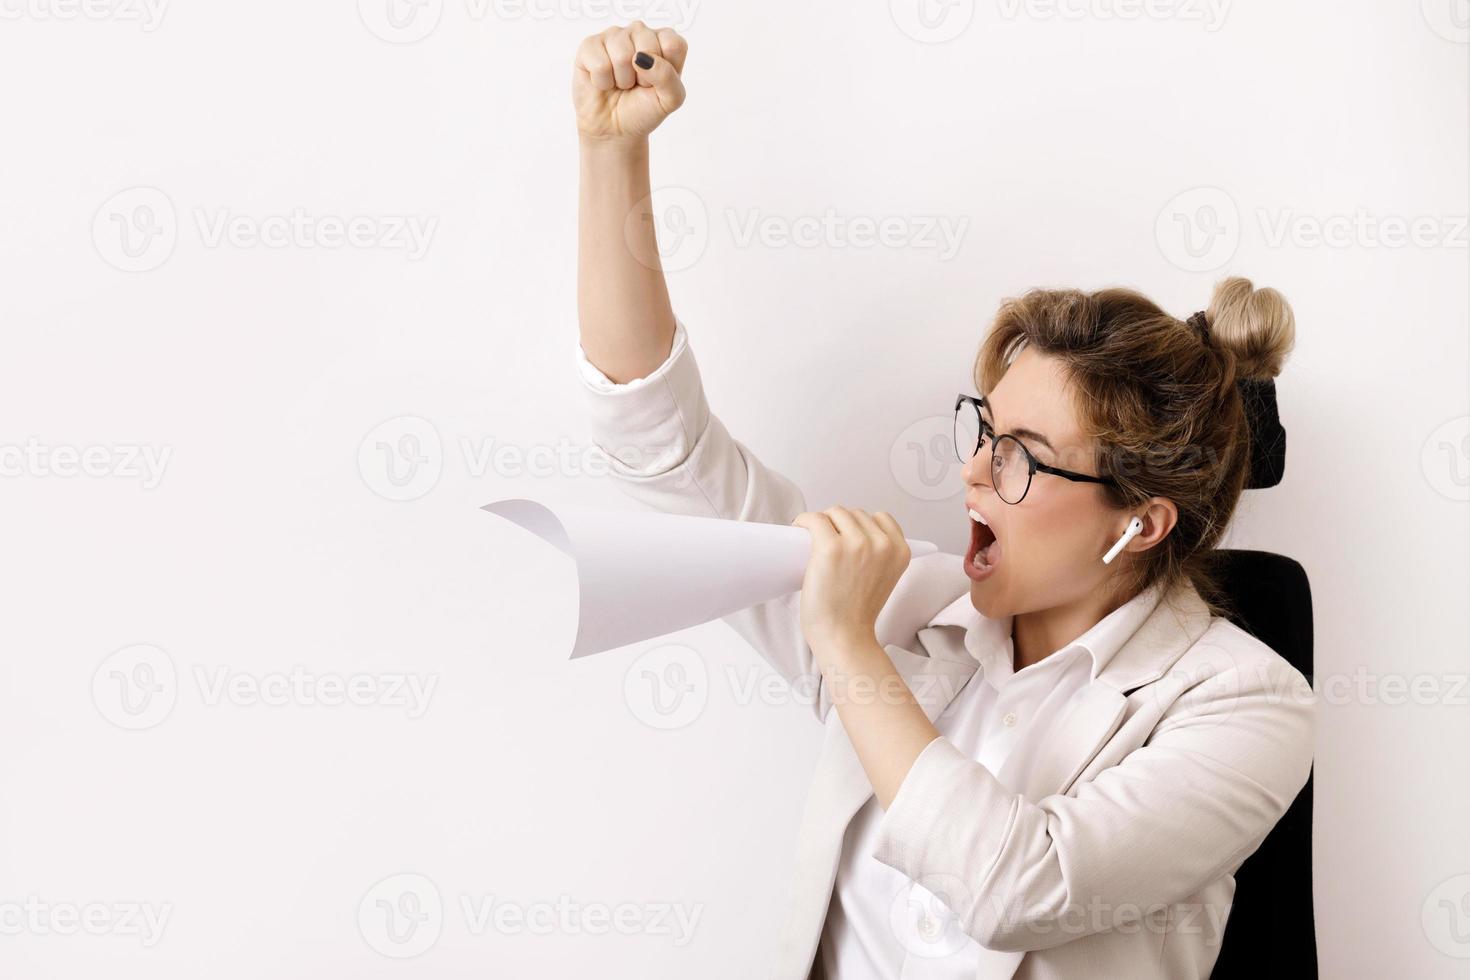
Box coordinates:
[1206,277,1296,380]
[976,276,1296,613]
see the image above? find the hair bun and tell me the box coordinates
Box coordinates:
[1204,276,1296,380]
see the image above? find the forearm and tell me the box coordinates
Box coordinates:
[577,136,677,384]
[812,630,940,809]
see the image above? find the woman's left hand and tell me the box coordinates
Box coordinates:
[791,506,912,655]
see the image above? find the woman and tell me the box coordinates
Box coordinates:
[572,24,1315,980]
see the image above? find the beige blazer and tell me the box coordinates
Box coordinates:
[579,327,1317,980]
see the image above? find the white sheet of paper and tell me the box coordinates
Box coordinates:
[482,498,939,659]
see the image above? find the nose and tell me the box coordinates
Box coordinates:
[961,437,992,490]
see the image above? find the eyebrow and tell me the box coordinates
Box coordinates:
[980,398,1056,453]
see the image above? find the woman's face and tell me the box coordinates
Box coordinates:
[962,347,1132,619]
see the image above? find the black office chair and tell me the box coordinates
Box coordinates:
[1205,379,1318,978]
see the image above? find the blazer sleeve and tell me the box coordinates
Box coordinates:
[576,319,829,721]
[869,653,1317,952]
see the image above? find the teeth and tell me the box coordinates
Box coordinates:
[968,508,987,526]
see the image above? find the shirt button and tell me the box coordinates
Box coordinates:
[1003,712,1017,727]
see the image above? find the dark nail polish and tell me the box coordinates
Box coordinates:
[634,52,654,70]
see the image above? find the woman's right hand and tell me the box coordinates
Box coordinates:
[573,22,688,144]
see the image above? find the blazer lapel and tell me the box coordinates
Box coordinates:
[999,582,1212,802]
[971,585,1213,979]
[999,683,1127,803]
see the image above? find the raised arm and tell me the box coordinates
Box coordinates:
[570,26,832,717]
[569,28,949,723]
[573,21,688,384]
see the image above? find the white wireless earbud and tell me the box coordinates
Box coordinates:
[1102,516,1144,565]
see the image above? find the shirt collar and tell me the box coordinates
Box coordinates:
[925,579,1168,682]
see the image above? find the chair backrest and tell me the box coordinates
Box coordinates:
[1206,548,1317,978]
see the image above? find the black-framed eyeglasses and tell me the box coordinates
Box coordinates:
[953,393,1117,504]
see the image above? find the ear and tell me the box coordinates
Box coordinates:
[1125,497,1178,554]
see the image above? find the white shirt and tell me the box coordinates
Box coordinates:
[820,583,1164,979]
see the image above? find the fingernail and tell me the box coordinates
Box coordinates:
[634,52,654,70]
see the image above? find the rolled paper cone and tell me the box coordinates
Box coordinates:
[481,498,938,659]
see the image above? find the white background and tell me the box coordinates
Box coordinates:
[2,0,1467,977]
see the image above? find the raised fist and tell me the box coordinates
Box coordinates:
[573,22,688,143]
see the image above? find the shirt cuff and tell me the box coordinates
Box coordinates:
[871,735,1017,897]
[575,320,689,391]
[574,318,708,479]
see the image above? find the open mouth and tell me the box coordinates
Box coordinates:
[964,507,1001,581]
